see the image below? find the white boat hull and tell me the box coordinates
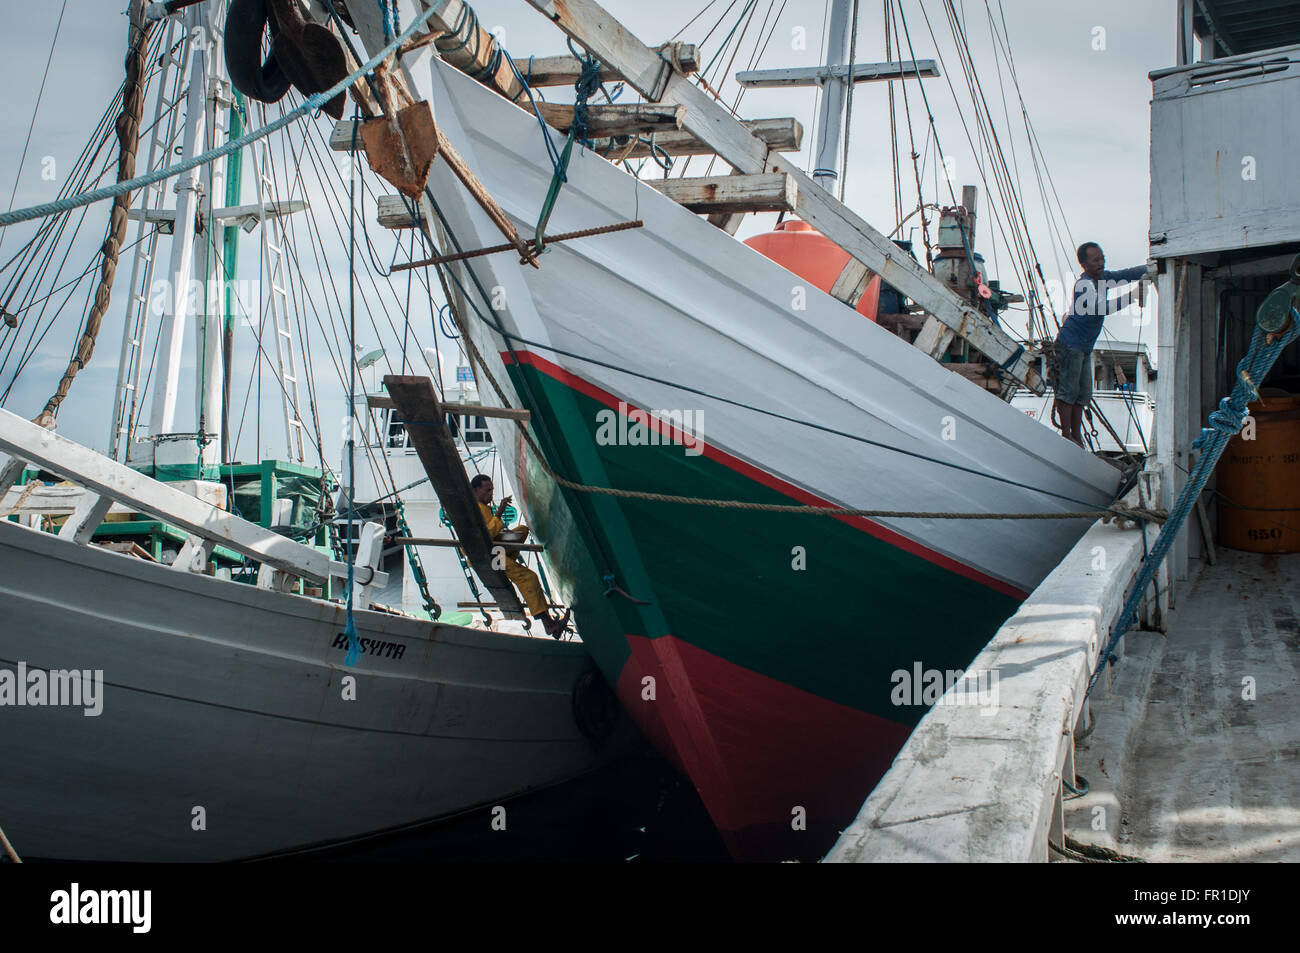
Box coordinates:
[0,518,611,861]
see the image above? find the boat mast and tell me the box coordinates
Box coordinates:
[196,1,233,470]
[811,0,853,192]
[146,1,227,471]
[736,1,939,196]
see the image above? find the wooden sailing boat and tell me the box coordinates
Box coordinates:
[0,0,624,861]
[330,0,1126,859]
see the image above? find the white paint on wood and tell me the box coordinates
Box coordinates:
[0,406,386,589]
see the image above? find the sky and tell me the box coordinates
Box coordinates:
[0,0,1178,465]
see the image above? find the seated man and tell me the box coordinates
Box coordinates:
[470,474,570,638]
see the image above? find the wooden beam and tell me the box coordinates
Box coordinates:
[337,115,805,158]
[735,59,940,88]
[829,258,874,309]
[382,376,526,619]
[536,102,685,137]
[1207,251,1299,280]
[369,392,530,422]
[648,173,797,214]
[915,316,956,359]
[396,537,546,553]
[522,43,699,86]
[0,408,384,589]
[522,0,1042,392]
[595,117,803,158]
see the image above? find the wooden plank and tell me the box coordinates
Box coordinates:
[0,407,384,589]
[595,117,803,159]
[377,193,425,229]
[336,115,804,159]
[522,0,1043,392]
[915,316,956,359]
[522,43,699,86]
[536,102,685,137]
[58,493,114,546]
[396,537,546,553]
[369,392,531,422]
[829,258,874,309]
[382,375,526,618]
[648,173,797,214]
[736,59,940,87]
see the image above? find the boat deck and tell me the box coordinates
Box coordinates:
[1069,549,1300,861]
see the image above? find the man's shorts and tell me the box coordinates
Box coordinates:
[1055,344,1092,405]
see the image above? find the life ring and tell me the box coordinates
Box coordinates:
[224,0,291,104]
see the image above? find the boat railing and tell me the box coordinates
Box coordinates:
[0,407,388,605]
[824,470,1166,863]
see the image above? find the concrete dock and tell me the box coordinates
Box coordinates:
[1068,549,1300,862]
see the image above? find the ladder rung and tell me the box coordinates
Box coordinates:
[283,375,297,384]
[276,328,292,338]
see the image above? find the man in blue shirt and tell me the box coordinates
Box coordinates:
[1054,242,1149,446]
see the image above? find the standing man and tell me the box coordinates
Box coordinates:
[470,474,571,638]
[1054,242,1150,446]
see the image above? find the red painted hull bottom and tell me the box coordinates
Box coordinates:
[616,635,914,861]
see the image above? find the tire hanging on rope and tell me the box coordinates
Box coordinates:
[35,0,154,429]
[224,0,292,104]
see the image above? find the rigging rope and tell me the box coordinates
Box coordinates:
[33,0,154,428]
[0,1,442,230]
[1087,305,1300,697]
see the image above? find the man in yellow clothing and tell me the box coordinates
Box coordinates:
[470,474,571,638]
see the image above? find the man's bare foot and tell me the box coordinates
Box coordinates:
[542,607,573,639]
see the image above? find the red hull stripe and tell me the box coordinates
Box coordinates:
[616,635,914,860]
[502,348,1028,600]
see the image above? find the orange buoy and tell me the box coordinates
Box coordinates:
[1217,389,1300,553]
[743,219,882,321]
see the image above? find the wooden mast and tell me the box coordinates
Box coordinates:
[517,0,1042,391]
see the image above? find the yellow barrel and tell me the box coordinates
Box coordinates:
[1218,390,1300,553]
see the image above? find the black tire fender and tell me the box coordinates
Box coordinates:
[224,0,291,104]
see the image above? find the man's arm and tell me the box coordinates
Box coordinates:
[1103,266,1148,282]
[478,502,504,539]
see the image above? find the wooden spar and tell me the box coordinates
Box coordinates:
[599,117,803,158]
[418,0,527,103]
[382,376,527,619]
[536,102,685,137]
[523,43,699,86]
[397,537,546,553]
[519,0,1043,393]
[648,173,797,215]
[735,60,941,87]
[829,258,875,310]
[0,407,387,590]
[331,115,804,158]
[368,392,531,422]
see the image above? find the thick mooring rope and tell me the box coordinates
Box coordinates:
[34,0,153,429]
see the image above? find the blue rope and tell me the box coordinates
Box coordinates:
[1088,307,1300,696]
[0,3,443,229]
[343,106,363,668]
[531,45,604,252]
